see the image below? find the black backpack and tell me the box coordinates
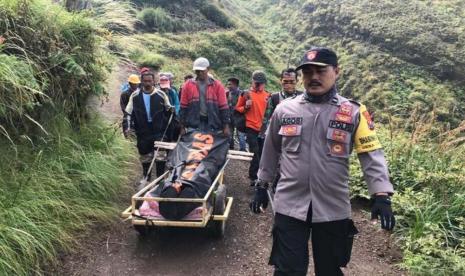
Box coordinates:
[232,91,248,132]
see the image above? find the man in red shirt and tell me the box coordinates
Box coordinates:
[236,70,270,185]
[179,57,230,135]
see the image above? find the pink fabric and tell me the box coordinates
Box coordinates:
[138,200,204,220]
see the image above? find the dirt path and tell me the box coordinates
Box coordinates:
[56,65,405,276]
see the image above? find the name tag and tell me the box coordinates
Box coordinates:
[329,120,354,132]
[281,117,303,125]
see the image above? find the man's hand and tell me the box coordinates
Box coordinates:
[223,125,231,136]
[371,195,395,231]
[179,125,186,136]
[245,99,252,110]
[250,182,269,213]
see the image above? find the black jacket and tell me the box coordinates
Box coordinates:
[123,89,173,140]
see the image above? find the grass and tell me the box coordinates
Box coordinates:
[0,1,133,274]
[350,123,465,274]
[116,29,281,91]
[0,114,135,275]
[0,0,109,134]
[90,0,139,34]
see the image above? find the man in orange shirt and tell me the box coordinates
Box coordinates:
[236,70,270,185]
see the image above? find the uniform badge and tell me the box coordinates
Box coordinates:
[331,143,345,155]
[335,113,352,123]
[362,111,375,130]
[280,125,299,136]
[339,103,353,116]
[332,130,347,142]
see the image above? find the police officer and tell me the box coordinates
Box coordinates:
[250,47,395,276]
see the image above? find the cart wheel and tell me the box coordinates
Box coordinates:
[211,184,227,238]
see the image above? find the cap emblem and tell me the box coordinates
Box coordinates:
[307,51,317,61]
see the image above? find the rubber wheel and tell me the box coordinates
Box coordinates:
[211,184,227,238]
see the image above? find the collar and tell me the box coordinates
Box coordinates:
[142,86,155,95]
[280,90,300,99]
[195,77,215,85]
[303,86,337,103]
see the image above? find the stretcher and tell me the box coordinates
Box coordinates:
[121,141,253,238]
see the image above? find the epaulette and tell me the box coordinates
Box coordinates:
[348,99,361,106]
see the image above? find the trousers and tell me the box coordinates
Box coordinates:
[270,206,358,276]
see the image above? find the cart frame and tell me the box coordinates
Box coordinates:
[121,142,253,232]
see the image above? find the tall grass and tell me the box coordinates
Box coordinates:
[0,0,108,135]
[0,114,135,275]
[91,0,139,34]
[0,1,136,274]
[350,120,465,274]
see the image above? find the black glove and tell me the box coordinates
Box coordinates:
[250,186,269,213]
[371,195,395,231]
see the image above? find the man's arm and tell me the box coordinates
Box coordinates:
[257,108,282,183]
[358,150,394,195]
[122,92,137,137]
[179,82,189,126]
[235,93,246,113]
[354,104,394,195]
[170,89,180,115]
[354,104,395,230]
[261,95,275,135]
[120,92,129,113]
[216,82,230,127]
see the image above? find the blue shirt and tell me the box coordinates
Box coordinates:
[142,92,152,123]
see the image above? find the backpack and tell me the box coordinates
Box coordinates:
[270,93,281,108]
[232,91,248,132]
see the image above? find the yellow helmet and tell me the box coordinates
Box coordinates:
[128,74,141,84]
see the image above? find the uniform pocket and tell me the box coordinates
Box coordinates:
[279,125,302,153]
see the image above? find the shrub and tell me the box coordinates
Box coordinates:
[130,49,166,70]
[137,7,177,33]
[200,3,234,28]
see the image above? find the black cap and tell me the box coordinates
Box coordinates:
[296,47,338,70]
[227,77,240,84]
[252,70,267,84]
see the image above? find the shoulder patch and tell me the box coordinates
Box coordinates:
[354,104,382,153]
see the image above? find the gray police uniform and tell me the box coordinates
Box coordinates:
[258,93,394,222]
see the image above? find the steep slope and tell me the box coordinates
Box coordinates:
[225,0,465,128]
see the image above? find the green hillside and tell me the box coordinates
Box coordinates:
[225,0,465,128]
[1,0,464,274]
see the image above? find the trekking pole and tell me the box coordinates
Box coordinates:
[143,111,175,185]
